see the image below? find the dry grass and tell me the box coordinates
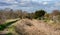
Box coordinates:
[15,19,60,35]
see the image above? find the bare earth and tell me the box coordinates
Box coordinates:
[15,19,60,35]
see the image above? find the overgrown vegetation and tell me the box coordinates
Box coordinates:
[0,19,18,31]
[0,8,60,35]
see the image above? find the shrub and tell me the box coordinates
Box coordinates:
[34,10,46,19]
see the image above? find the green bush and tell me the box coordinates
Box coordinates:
[34,10,46,19]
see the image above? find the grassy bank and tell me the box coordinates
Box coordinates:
[0,19,19,31]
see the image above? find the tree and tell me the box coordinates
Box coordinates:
[0,11,6,24]
[34,10,46,19]
[52,10,60,16]
[14,10,22,18]
[51,10,60,22]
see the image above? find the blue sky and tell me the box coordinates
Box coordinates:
[0,0,60,13]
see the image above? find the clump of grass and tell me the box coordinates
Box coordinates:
[7,23,20,35]
[25,21,34,26]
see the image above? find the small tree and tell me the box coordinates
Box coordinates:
[52,10,60,16]
[34,10,46,19]
[0,12,6,24]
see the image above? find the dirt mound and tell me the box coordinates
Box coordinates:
[15,19,60,35]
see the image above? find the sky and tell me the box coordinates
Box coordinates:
[0,0,60,13]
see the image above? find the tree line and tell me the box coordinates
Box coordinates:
[0,8,60,24]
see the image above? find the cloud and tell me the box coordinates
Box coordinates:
[43,2,48,5]
[0,0,60,13]
[55,2,60,6]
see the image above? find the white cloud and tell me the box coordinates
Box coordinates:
[55,2,60,6]
[0,0,18,4]
[0,0,60,12]
[42,0,52,1]
[43,2,48,5]
[5,0,11,2]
